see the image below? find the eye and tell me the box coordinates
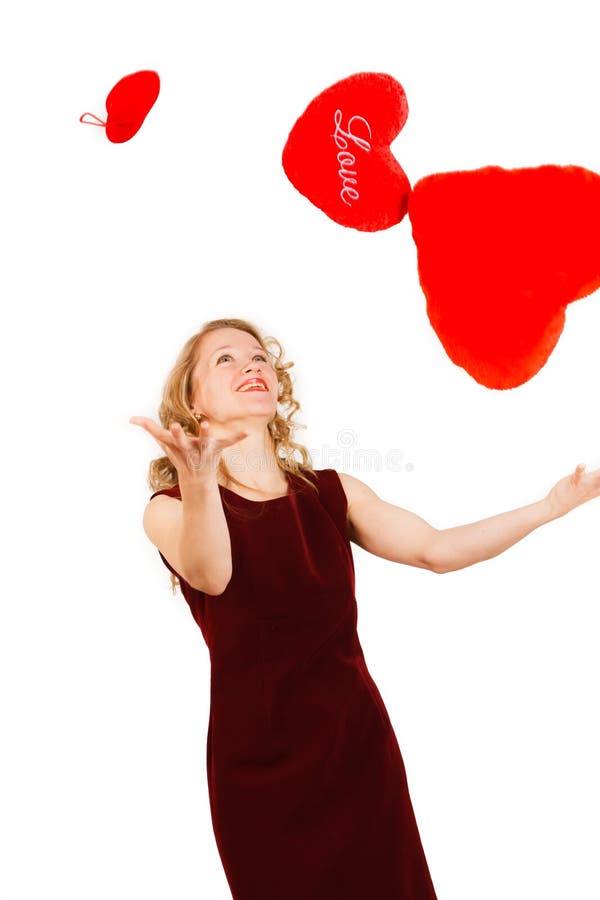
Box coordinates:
[216,353,268,364]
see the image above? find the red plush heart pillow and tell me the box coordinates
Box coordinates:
[80,70,160,143]
[282,72,411,232]
[408,164,600,388]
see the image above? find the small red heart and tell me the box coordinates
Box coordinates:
[80,70,160,143]
[408,164,600,388]
[282,73,411,232]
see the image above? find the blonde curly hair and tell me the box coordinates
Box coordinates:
[145,317,319,593]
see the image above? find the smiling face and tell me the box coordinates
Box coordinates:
[190,327,279,427]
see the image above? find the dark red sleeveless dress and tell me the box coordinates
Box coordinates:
[149,467,438,900]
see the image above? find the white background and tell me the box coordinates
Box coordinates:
[1,0,599,897]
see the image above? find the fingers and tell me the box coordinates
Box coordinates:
[130,415,159,431]
[131,415,248,452]
[131,416,181,448]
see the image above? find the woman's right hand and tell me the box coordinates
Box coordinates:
[129,415,249,484]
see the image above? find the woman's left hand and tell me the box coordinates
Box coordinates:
[545,463,600,519]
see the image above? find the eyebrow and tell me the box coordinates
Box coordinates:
[209,345,267,359]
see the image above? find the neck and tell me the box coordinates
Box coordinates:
[220,427,284,491]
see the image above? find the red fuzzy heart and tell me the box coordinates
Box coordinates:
[80,70,160,143]
[282,73,411,232]
[408,165,600,388]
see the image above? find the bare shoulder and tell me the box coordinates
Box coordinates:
[143,492,182,546]
[336,471,377,513]
[334,470,439,571]
[142,494,187,582]
[336,471,381,542]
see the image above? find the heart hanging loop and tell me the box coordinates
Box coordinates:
[79,112,107,127]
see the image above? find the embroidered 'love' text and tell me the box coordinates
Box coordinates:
[331,110,372,206]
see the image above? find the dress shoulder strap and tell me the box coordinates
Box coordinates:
[149,483,181,501]
[312,467,349,542]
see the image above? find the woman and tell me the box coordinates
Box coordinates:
[130,317,600,900]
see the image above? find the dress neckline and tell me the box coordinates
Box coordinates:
[218,472,295,504]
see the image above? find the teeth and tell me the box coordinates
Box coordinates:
[238,382,266,392]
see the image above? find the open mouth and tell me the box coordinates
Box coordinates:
[237,381,268,392]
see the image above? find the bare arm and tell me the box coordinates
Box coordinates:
[430,461,600,573]
[178,479,232,593]
[144,477,232,594]
[426,497,555,574]
[340,462,600,575]
[339,472,439,571]
[132,415,247,596]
